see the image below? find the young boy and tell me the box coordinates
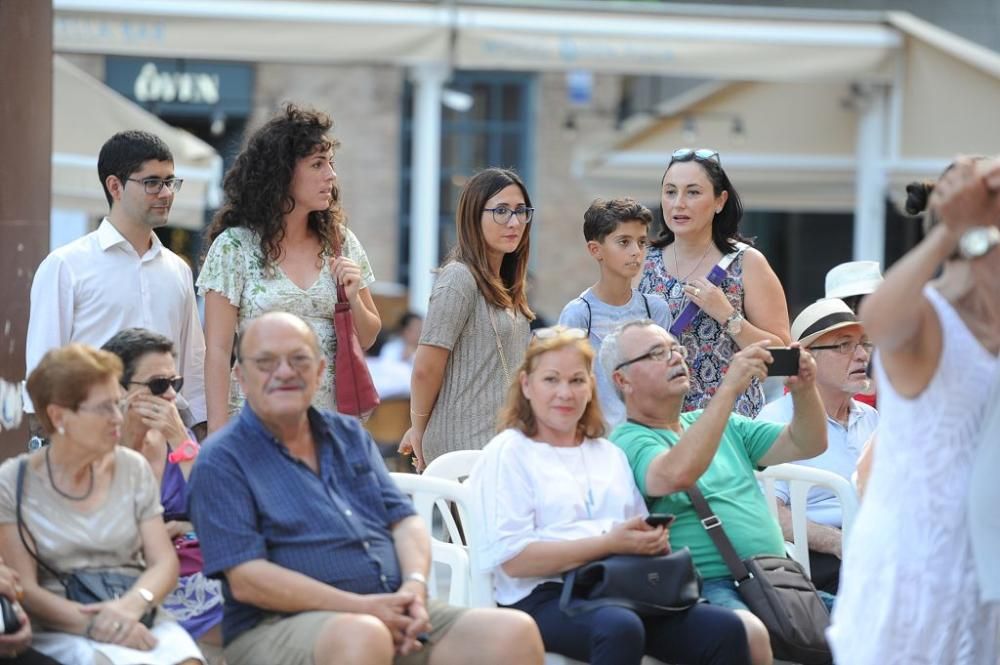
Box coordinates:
[559,198,672,427]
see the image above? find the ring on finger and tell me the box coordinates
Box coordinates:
[693,288,701,297]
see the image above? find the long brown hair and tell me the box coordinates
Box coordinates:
[497,328,605,440]
[447,168,534,319]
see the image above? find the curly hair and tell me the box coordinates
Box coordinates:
[651,153,751,254]
[205,103,345,270]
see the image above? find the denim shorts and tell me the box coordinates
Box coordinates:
[702,577,836,613]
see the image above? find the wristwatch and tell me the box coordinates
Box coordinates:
[958,226,1000,259]
[725,310,745,336]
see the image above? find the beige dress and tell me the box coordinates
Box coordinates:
[0,446,204,664]
[419,262,530,462]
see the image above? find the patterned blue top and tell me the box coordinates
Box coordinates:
[188,405,416,645]
[639,245,764,418]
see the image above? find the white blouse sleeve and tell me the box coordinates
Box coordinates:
[469,430,539,571]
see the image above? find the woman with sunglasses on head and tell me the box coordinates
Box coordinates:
[468,327,751,665]
[639,149,789,418]
[101,329,223,653]
[399,168,534,471]
[198,104,380,433]
[0,344,204,664]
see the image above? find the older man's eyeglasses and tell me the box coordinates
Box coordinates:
[244,353,316,374]
[128,376,184,396]
[125,177,184,195]
[484,205,534,225]
[615,344,688,372]
[809,340,874,355]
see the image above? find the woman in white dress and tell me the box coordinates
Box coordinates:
[829,157,1000,664]
[469,327,751,665]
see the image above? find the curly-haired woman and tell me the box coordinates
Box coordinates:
[198,104,381,432]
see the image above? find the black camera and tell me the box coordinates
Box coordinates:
[0,596,22,634]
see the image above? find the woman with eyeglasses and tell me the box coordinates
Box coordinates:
[468,327,750,665]
[639,149,789,418]
[0,344,204,664]
[399,168,534,471]
[101,328,224,652]
[198,103,381,433]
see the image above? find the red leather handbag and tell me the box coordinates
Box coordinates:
[333,279,380,418]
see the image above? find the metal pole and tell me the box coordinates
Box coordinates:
[408,63,447,314]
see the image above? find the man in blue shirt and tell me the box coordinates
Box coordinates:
[188,312,543,665]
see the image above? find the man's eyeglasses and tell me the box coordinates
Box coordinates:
[615,344,688,371]
[128,376,184,396]
[125,177,184,195]
[809,340,874,356]
[669,148,721,166]
[244,353,317,374]
[76,399,125,418]
[533,326,587,342]
[484,205,534,225]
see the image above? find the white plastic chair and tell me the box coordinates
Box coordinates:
[756,463,860,578]
[423,449,483,483]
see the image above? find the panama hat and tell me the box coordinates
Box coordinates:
[792,298,862,347]
[825,261,883,299]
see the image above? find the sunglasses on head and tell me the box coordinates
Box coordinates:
[128,376,184,396]
[533,326,587,342]
[669,148,721,166]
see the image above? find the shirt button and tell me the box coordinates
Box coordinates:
[344,509,353,516]
[380,574,388,583]
[362,541,370,550]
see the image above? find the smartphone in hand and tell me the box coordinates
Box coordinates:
[766,347,801,376]
[645,513,676,528]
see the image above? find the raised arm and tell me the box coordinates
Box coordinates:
[759,346,827,466]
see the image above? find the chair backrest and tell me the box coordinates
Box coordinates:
[391,472,494,608]
[756,463,860,578]
[423,449,483,483]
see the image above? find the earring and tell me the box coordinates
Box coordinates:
[715,208,722,214]
[57,425,65,436]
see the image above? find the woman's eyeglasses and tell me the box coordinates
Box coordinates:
[669,148,721,166]
[128,376,184,396]
[615,344,688,371]
[533,326,587,341]
[484,205,535,225]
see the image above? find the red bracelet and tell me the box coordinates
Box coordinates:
[168,439,200,464]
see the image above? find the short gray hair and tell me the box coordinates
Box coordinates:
[598,319,659,400]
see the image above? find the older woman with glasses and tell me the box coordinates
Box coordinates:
[199,103,380,432]
[639,148,789,418]
[102,328,224,650]
[0,344,203,664]
[468,327,749,665]
[400,167,534,471]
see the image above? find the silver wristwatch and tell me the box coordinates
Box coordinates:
[958,226,1000,259]
[725,310,744,336]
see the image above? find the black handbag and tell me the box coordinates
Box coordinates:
[16,460,157,628]
[687,484,832,665]
[558,548,703,617]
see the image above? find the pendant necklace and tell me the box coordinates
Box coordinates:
[45,446,94,501]
[671,241,712,283]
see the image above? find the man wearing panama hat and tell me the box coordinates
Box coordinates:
[756,298,879,593]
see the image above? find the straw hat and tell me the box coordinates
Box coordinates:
[825,261,883,299]
[792,298,862,347]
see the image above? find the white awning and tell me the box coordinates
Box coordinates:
[54,0,900,80]
[52,55,222,230]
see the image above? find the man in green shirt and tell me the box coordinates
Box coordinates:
[600,320,828,665]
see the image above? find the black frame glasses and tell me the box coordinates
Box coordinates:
[125,177,184,195]
[615,344,688,372]
[128,376,184,396]
[669,148,721,166]
[808,340,874,355]
[483,205,535,225]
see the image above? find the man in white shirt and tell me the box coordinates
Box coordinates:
[756,297,878,593]
[25,130,206,431]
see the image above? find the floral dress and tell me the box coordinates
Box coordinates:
[197,225,375,414]
[639,245,764,418]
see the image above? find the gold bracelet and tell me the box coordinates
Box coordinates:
[409,408,431,419]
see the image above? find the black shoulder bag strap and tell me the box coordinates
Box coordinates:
[641,293,652,318]
[16,459,68,588]
[628,422,754,585]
